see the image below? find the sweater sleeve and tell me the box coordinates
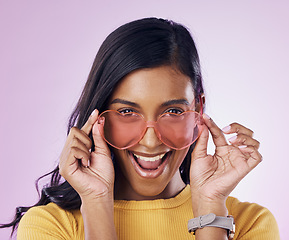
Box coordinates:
[17,203,83,240]
[226,197,280,240]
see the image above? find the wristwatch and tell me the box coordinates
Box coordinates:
[188,213,235,239]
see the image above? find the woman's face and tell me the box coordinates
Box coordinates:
[108,65,196,200]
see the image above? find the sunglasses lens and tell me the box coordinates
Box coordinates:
[98,110,203,150]
[98,111,146,149]
[157,112,202,149]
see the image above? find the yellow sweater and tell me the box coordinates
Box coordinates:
[17,185,280,239]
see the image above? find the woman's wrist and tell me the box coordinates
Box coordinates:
[191,194,228,217]
[80,191,114,211]
[80,193,116,240]
[191,195,229,240]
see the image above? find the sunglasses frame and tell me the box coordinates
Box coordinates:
[97,95,204,150]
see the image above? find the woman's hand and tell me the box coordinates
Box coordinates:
[59,109,117,239]
[190,114,262,214]
[59,109,115,202]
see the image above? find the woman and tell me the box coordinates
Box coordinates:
[1,17,279,239]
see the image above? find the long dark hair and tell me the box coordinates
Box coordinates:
[1,17,204,237]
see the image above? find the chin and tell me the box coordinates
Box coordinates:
[113,147,189,200]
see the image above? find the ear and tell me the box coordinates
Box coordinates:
[201,94,205,105]
[196,93,205,113]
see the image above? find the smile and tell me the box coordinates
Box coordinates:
[128,151,172,178]
[133,153,165,162]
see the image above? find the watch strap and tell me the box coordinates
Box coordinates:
[188,213,235,235]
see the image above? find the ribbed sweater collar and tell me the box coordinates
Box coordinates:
[114,185,191,210]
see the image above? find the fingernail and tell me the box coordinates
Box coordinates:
[91,109,96,116]
[238,145,247,149]
[222,125,231,133]
[228,135,237,142]
[203,113,211,120]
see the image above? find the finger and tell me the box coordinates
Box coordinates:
[239,145,262,170]
[70,147,91,168]
[203,113,227,147]
[228,133,260,149]
[60,147,90,176]
[70,136,92,154]
[222,122,254,137]
[69,127,92,150]
[191,124,209,159]
[81,109,99,135]
[92,117,111,155]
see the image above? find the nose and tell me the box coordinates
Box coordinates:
[138,127,162,149]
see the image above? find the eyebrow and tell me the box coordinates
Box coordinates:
[160,99,190,107]
[110,98,141,108]
[110,98,190,108]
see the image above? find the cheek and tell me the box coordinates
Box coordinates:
[172,148,190,168]
[111,149,131,172]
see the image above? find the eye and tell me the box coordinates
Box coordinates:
[165,108,183,115]
[119,109,133,114]
[118,108,139,115]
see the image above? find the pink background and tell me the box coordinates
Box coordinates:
[0,1,288,239]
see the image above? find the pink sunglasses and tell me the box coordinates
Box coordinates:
[97,96,204,150]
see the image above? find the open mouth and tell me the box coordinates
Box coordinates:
[128,150,172,178]
[132,152,169,170]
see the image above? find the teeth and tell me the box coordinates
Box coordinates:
[133,153,165,162]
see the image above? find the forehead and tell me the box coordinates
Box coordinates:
[110,66,195,105]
